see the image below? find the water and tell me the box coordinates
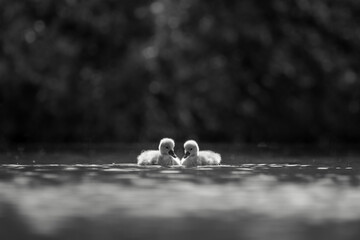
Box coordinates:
[1,144,360,240]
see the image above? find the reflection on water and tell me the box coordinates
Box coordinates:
[1,149,360,239]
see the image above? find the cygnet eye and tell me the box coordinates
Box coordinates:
[165,146,169,149]
[190,148,193,151]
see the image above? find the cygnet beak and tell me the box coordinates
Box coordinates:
[183,151,190,158]
[168,149,177,158]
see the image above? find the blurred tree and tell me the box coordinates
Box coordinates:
[0,0,360,143]
[145,0,360,143]
[0,0,153,142]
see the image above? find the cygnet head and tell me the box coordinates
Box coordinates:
[183,140,199,158]
[159,138,177,158]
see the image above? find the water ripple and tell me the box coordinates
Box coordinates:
[0,163,360,237]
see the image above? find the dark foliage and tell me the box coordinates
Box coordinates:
[1,0,360,143]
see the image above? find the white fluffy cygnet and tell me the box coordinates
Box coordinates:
[137,138,181,166]
[180,140,221,168]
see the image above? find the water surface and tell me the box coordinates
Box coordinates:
[0,144,360,240]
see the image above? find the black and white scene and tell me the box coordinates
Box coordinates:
[1,1,360,239]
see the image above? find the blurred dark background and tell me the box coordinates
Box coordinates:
[1,0,360,144]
